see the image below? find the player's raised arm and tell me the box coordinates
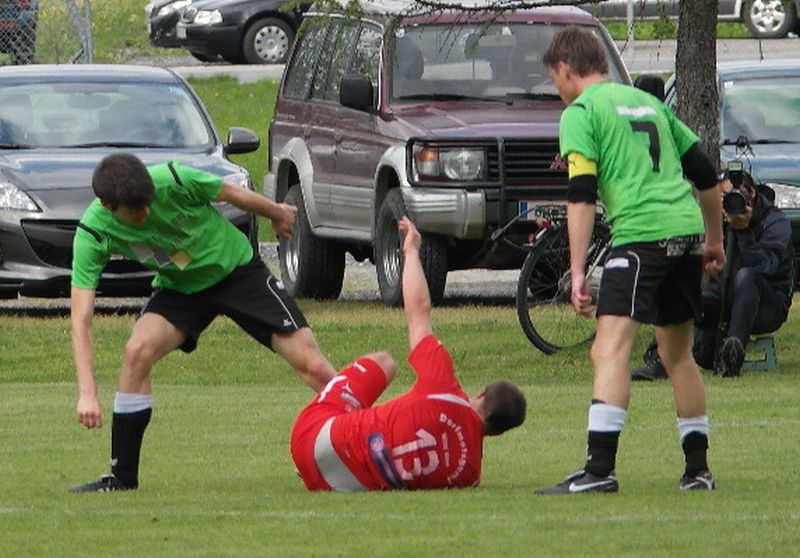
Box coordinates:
[399,217,433,351]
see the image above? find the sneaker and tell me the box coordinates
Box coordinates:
[631,356,667,381]
[535,469,619,495]
[679,470,716,491]
[68,474,135,493]
[719,337,745,378]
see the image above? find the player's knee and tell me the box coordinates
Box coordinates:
[362,351,397,383]
[123,336,157,369]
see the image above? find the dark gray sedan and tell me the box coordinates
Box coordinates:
[0,64,260,299]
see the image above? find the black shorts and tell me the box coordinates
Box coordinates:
[596,235,704,326]
[141,257,309,353]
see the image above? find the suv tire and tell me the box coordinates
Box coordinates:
[279,184,345,300]
[743,0,797,38]
[243,17,294,64]
[375,189,447,307]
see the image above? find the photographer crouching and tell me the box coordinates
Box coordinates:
[633,164,794,379]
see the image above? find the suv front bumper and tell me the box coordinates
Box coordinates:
[401,187,486,239]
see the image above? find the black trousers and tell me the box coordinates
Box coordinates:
[693,267,789,369]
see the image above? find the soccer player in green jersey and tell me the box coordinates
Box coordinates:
[68,153,337,492]
[535,27,727,494]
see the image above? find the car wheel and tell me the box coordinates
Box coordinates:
[242,17,294,64]
[743,0,797,38]
[374,189,447,307]
[278,184,345,300]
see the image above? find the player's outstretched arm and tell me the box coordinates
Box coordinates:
[216,183,297,239]
[71,286,103,429]
[399,216,433,351]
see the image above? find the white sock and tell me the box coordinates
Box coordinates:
[114,392,154,414]
[588,403,627,432]
[677,415,709,443]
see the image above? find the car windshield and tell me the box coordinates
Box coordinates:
[0,81,214,148]
[722,76,800,144]
[391,22,625,102]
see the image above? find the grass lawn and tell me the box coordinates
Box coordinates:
[1,299,799,557]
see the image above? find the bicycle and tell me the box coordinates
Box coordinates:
[492,203,611,354]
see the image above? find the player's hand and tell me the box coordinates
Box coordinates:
[77,394,103,429]
[703,240,726,276]
[571,272,595,318]
[271,203,297,239]
[398,216,421,254]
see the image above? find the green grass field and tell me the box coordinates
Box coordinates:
[1,299,799,557]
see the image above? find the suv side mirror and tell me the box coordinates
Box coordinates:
[224,127,260,155]
[340,74,374,112]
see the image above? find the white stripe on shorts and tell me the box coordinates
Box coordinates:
[313,417,366,492]
[626,250,642,318]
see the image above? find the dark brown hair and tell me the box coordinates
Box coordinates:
[92,153,155,211]
[482,380,527,436]
[543,26,608,77]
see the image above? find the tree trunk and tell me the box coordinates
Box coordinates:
[676,0,720,171]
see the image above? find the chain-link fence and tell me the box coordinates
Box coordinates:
[0,0,92,65]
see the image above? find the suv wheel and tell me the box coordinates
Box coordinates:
[279,184,345,300]
[242,18,294,64]
[743,0,797,38]
[375,189,447,307]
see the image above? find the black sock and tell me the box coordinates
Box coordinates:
[682,431,709,477]
[584,430,620,477]
[110,408,152,488]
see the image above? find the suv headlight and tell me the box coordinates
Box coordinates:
[766,183,800,208]
[413,146,486,182]
[0,182,39,211]
[194,9,222,25]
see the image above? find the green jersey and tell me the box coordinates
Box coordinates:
[72,162,253,294]
[559,82,705,246]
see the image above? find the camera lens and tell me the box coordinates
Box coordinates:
[723,190,747,215]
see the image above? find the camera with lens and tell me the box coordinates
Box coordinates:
[722,160,749,215]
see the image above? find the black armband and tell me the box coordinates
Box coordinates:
[567,174,598,204]
[681,143,718,191]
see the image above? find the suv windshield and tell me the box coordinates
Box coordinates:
[392,23,624,101]
[722,76,800,144]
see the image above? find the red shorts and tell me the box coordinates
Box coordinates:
[290,357,388,491]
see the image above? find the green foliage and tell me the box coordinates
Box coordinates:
[1,299,800,556]
[606,20,751,40]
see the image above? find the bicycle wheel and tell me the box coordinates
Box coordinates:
[516,225,603,354]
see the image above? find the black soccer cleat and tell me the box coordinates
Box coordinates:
[719,337,745,378]
[535,469,619,495]
[68,474,136,493]
[679,470,716,491]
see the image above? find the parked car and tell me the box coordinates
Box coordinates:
[145,0,196,49]
[265,2,631,305]
[0,64,260,298]
[581,0,800,39]
[665,59,800,281]
[0,0,37,64]
[175,0,307,64]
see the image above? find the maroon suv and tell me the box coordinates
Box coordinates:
[265,2,630,305]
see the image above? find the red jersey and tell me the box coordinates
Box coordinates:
[329,334,484,490]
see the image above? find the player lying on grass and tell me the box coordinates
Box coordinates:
[290,217,526,491]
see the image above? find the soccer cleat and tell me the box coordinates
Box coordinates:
[535,469,619,495]
[719,337,745,378]
[679,470,716,491]
[68,474,135,493]
[631,356,668,381]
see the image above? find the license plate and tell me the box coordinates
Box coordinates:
[176,26,186,39]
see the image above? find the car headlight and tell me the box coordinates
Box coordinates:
[193,9,222,26]
[0,182,39,211]
[413,146,486,182]
[766,183,800,209]
[157,0,193,17]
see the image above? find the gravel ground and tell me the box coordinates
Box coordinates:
[0,244,518,316]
